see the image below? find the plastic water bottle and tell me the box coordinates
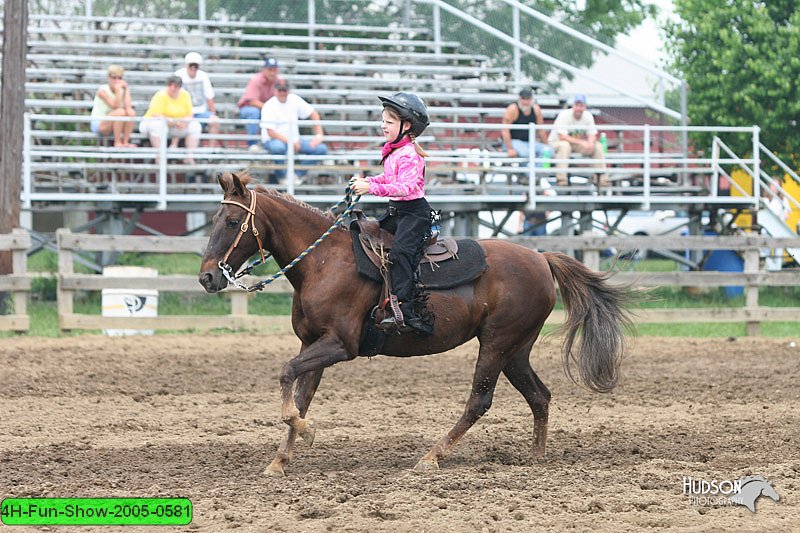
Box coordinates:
[599,132,608,154]
[541,146,551,168]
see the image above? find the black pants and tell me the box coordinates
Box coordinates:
[379,198,432,306]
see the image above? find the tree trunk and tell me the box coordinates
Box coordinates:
[0,0,28,311]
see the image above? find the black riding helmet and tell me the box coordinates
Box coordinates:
[378,92,430,141]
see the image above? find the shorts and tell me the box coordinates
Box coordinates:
[90,120,101,134]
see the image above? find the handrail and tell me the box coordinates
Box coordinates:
[414,0,684,122]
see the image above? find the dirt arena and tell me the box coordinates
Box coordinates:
[1,333,797,532]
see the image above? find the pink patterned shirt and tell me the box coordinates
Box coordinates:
[367,144,426,201]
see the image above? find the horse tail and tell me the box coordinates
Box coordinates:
[543,251,634,393]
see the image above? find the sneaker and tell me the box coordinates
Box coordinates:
[248,144,266,153]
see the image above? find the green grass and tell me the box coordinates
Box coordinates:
[6,252,798,338]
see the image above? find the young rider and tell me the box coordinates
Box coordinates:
[350,92,433,335]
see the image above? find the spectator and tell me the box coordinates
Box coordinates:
[501,87,549,165]
[139,75,201,165]
[175,52,221,147]
[90,65,136,147]
[548,94,608,187]
[238,57,283,149]
[260,81,327,184]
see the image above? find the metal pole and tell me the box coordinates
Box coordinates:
[198,0,207,38]
[85,0,93,43]
[527,122,536,209]
[287,141,296,196]
[643,124,651,211]
[680,81,689,185]
[513,5,521,85]
[752,126,760,208]
[403,0,412,29]
[158,119,168,210]
[308,0,316,52]
[710,137,720,197]
[22,113,32,210]
[433,4,441,56]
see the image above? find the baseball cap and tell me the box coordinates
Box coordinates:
[573,94,587,105]
[263,57,279,68]
[184,52,202,65]
[275,80,289,90]
[518,87,533,98]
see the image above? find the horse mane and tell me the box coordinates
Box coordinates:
[220,171,336,222]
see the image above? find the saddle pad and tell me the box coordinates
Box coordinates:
[351,227,488,290]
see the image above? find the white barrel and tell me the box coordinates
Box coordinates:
[101,266,159,336]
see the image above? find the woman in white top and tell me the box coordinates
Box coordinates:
[90,65,137,147]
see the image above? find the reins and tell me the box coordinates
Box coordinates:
[218,187,361,292]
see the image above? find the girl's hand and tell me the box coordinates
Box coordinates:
[349,177,370,196]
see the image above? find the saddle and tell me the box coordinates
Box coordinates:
[351,218,459,271]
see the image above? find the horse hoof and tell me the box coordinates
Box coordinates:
[264,462,285,477]
[299,419,316,446]
[413,458,439,471]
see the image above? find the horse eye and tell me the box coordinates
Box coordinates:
[227,219,239,228]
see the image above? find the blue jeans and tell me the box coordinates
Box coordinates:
[511,138,550,167]
[239,106,261,146]
[264,138,328,181]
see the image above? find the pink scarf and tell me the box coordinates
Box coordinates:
[380,136,412,163]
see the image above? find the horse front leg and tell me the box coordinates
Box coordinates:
[273,336,353,472]
[265,367,324,477]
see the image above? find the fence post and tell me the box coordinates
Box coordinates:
[56,228,74,332]
[743,248,760,336]
[230,292,249,317]
[11,228,28,331]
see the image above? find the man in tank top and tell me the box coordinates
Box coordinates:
[501,87,549,166]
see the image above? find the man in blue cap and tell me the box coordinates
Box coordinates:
[238,57,284,149]
[547,94,608,187]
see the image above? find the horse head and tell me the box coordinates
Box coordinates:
[732,475,780,513]
[198,171,263,293]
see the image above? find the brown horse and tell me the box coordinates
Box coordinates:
[199,172,633,475]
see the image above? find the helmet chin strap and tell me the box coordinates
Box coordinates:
[393,121,412,144]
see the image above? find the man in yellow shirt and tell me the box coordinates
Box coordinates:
[139,75,202,165]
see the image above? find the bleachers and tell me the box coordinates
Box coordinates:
[21,13,692,213]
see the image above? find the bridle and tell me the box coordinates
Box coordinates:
[218,189,267,281]
[216,186,361,292]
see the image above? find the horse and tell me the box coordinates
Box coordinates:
[198,171,633,476]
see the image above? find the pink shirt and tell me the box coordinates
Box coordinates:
[367,144,426,201]
[237,73,284,108]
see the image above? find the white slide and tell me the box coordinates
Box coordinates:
[758,203,800,264]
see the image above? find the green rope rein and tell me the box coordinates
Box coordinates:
[219,188,361,292]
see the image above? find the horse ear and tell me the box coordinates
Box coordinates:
[231,173,247,197]
[217,172,229,194]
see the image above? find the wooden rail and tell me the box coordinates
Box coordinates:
[511,234,800,335]
[0,229,31,332]
[41,231,800,336]
[55,229,293,333]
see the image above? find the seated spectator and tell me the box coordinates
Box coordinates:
[175,52,221,147]
[90,65,136,147]
[139,75,201,165]
[238,57,283,150]
[501,87,549,165]
[260,81,327,184]
[548,94,608,187]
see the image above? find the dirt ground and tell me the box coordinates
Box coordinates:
[1,333,798,532]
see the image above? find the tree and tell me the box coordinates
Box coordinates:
[664,0,800,160]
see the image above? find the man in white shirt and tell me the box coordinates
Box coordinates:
[260,81,327,183]
[175,52,221,147]
[548,94,608,187]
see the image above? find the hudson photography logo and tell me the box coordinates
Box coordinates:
[682,475,781,512]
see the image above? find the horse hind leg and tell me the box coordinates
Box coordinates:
[265,368,324,476]
[415,345,506,471]
[502,344,551,458]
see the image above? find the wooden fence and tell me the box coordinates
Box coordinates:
[0,229,31,332]
[0,229,794,336]
[56,229,293,333]
[510,234,800,336]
